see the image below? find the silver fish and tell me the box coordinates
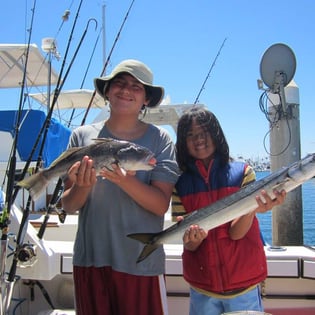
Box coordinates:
[17,138,156,201]
[128,153,315,263]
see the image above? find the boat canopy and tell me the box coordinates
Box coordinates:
[29,89,106,110]
[0,109,70,166]
[0,44,58,88]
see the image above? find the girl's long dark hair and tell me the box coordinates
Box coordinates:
[176,106,230,171]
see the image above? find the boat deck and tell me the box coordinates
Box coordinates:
[165,244,315,315]
[7,210,315,315]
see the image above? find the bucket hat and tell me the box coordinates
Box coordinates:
[94,59,164,108]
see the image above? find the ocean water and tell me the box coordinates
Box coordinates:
[256,171,315,246]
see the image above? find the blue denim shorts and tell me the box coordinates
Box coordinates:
[189,285,264,315]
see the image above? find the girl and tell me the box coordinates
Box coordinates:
[175,106,286,315]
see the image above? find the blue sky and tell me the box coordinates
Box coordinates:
[1,0,315,160]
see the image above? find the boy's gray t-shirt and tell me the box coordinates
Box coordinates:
[69,121,179,275]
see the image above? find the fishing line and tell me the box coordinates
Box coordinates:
[52,0,85,97]
[54,2,74,41]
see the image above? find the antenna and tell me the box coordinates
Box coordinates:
[258,43,296,112]
[259,43,296,91]
[41,38,61,60]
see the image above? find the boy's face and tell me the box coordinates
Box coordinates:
[186,119,215,165]
[106,73,148,113]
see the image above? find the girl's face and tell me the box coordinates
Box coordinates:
[106,73,148,114]
[186,119,216,166]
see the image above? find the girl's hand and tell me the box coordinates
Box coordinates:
[183,224,207,251]
[255,189,286,213]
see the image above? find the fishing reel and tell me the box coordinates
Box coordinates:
[16,243,37,268]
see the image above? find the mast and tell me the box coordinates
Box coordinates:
[268,81,303,245]
[102,4,106,69]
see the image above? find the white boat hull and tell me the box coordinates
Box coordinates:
[5,208,315,315]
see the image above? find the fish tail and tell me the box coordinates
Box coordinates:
[127,233,161,263]
[17,172,49,201]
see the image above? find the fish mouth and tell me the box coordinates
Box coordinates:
[147,155,157,167]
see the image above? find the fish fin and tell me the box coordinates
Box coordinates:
[92,137,115,143]
[50,147,81,167]
[17,172,48,201]
[136,243,160,263]
[127,232,161,263]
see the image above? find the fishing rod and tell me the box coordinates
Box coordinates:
[9,0,88,252]
[81,0,136,126]
[10,1,84,204]
[37,17,98,239]
[194,37,227,104]
[40,0,136,238]
[10,3,92,206]
[39,0,136,240]
[10,4,86,209]
[36,18,100,239]
[1,1,38,312]
[4,1,90,312]
[42,0,136,234]
[67,20,102,127]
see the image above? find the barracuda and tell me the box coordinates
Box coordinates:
[128,153,315,263]
[17,138,156,201]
